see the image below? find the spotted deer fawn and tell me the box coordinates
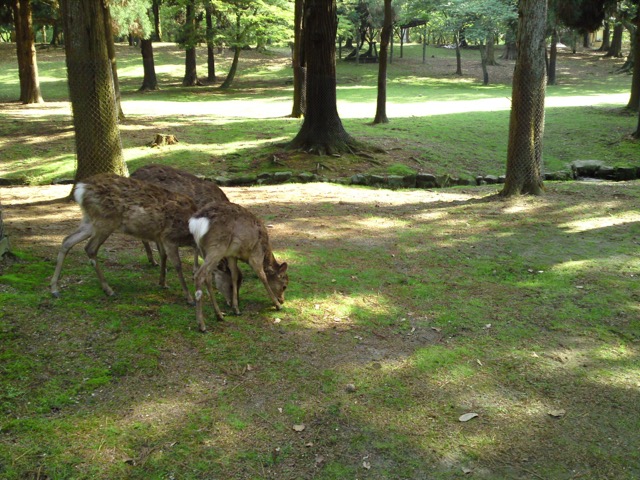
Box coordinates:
[130,164,241,307]
[189,202,289,332]
[50,173,197,304]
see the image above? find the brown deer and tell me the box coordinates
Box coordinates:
[50,173,197,304]
[130,164,241,307]
[130,164,229,265]
[189,201,289,332]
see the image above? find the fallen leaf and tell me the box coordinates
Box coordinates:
[459,412,479,422]
[462,466,473,474]
[292,424,306,432]
[363,461,371,470]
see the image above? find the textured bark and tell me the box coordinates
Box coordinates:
[220,47,240,89]
[12,0,43,104]
[290,0,305,118]
[626,17,640,112]
[205,4,216,83]
[102,4,124,120]
[547,28,558,86]
[182,2,201,86]
[605,23,624,58]
[60,0,127,181]
[500,0,547,197]
[152,0,162,41]
[139,39,158,91]
[373,0,392,124]
[287,0,357,155]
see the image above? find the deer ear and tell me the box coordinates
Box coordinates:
[279,262,288,274]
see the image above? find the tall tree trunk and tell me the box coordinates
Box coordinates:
[220,47,240,89]
[485,32,497,65]
[286,0,358,155]
[548,28,558,85]
[139,38,158,91]
[455,31,462,75]
[152,0,162,42]
[598,20,611,52]
[501,0,547,197]
[11,0,43,104]
[182,1,200,86]
[373,0,392,124]
[60,0,127,181]
[205,4,216,83]
[102,3,124,121]
[290,0,305,118]
[479,43,489,85]
[606,22,623,57]
[627,17,640,111]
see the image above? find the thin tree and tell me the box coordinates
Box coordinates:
[139,37,158,91]
[373,0,392,124]
[286,0,360,155]
[60,0,127,181]
[205,2,217,83]
[290,0,305,118]
[182,0,202,86]
[500,0,548,197]
[626,13,640,112]
[11,0,43,104]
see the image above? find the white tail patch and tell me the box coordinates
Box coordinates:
[189,217,211,246]
[74,183,87,204]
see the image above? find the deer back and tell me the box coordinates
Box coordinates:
[131,164,229,208]
[77,173,197,247]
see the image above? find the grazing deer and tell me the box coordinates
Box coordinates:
[130,164,229,266]
[130,164,241,307]
[50,173,197,304]
[189,201,289,332]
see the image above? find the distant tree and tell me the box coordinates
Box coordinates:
[287,0,360,155]
[290,0,305,117]
[60,0,127,181]
[11,0,44,104]
[373,0,393,124]
[0,207,10,261]
[182,0,201,86]
[501,0,548,197]
[626,8,639,112]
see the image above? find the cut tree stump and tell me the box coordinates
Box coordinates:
[150,134,179,147]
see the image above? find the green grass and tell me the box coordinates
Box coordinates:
[2,40,640,479]
[0,41,637,184]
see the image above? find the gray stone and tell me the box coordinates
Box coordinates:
[350,174,369,186]
[484,175,499,185]
[387,175,405,189]
[369,175,386,186]
[435,174,452,188]
[227,175,257,186]
[571,160,605,176]
[614,166,637,181]
[274,171,293,183]
[297,172,316,183]
[416,173,437,189]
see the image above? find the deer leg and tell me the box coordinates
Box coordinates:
[142,241,158,266]
[157,243,168,288]
[248,257,283,311]
[227,257,241,315]
[84,230,115,297]
[50,221,93,297]
[164,243,194,305]
[194,251,226,331]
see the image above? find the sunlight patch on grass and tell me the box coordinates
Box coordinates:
[559,211,640,233]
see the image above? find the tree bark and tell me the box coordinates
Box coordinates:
[286,0,357,155]
[500,0,547,197]
[479,43,489,85]
[182,2,201,86]
[60,0,127,181]
[139,38,158,91]
[290,0,305,118]
[11,0,43,104]
[626,17,640,112]
[373,0,392,124]
[220,47,241,89]
[548,28,558,86]
[206,4,216,83]
[152,0,162,42]
[102,3,124,121]
[606,22,623,57]
[455,31,462,75]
